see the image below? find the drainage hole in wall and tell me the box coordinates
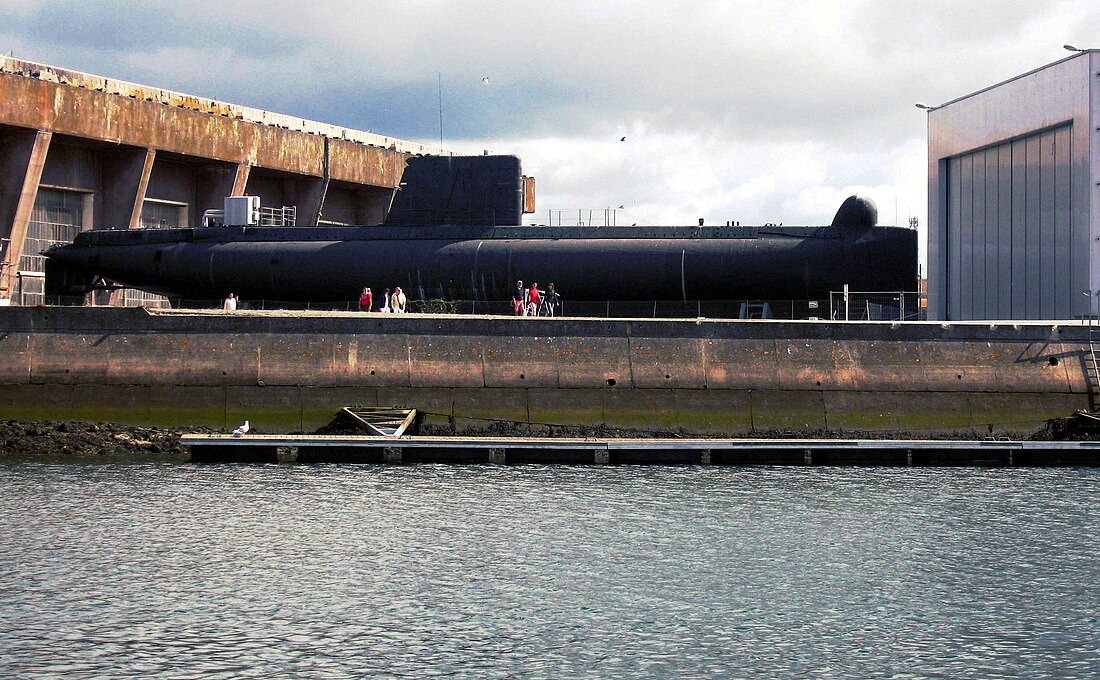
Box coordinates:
[665,374,671,379]
[370,370,376,375]
[222,371,227,376]
[1048,356,1060,366]
[957,374,963,379]
[607,378,617,387]
[816,380,821,386]
[520,373,525,380]
[65,369,70,374]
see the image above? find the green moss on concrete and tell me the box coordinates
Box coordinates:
[0,380,1072,437]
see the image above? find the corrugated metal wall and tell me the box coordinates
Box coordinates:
[945,124,1074,319]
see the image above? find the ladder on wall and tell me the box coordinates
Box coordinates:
[1086,315,1100,412]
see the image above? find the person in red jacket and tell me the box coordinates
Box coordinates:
[527,282,541,317]
[358,287,373,312]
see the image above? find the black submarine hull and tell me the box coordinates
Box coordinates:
[44,197,918,303]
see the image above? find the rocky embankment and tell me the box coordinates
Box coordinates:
[0,421,210,462]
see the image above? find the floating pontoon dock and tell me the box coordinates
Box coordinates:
[181,435,1100,466]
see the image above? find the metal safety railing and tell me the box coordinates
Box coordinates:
[259,206,297,226]
[829,289,924,321]
[29,295,923,321]
[528,208,660,228]
[25,288,928,316]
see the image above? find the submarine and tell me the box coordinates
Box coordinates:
[43,155,917,304]
[44,196,916,304]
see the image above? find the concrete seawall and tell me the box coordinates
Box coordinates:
[0,307,1090,435]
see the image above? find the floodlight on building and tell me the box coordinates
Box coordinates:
[915,103,938,111]
[1064,44,1085,52]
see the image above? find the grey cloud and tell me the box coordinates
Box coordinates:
[2,0,1094,245]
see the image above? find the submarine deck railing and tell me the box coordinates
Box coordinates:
[30,294,926,321]
[182,434,1100,466]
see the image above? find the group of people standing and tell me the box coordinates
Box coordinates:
[224,283,561,316]
[359,286,407,313]
[513,280,561,316]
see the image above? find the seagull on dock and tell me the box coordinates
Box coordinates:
[232,420,250,437]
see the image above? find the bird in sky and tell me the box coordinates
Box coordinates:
[482,76,490,84]
[618,205,624,209]
[232,420,250,437]
[620,136,626,142]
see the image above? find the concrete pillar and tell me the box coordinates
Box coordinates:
[359,186,396,225]
[231,162,251,197]
[98,148,156,305]
[290,177,328,226]
[290,138,327,225]
[101,148,156,230]
[0,129,52,301]
[194,164,238,221]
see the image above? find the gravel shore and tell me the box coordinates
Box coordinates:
[0,421,212,462]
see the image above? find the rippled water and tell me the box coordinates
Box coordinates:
[0,463,1097,678]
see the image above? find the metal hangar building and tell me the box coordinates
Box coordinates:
[926,49,1100,321]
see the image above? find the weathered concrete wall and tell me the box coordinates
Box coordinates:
[0,71,409,185]
[0,308,1089,435]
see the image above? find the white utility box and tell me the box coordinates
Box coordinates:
[224,195,261,225]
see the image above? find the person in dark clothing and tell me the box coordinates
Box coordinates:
[513,280,525,316]
[544,282,561,316]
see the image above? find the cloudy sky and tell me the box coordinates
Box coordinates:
[3,0,1098,263]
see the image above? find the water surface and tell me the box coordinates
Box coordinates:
[0,464,1096,677]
